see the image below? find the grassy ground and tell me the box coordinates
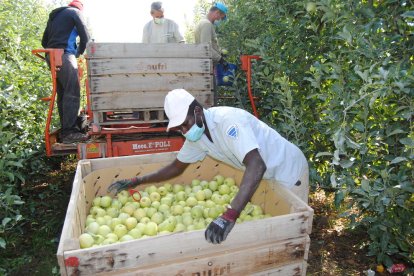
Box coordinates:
[1,157,412,275]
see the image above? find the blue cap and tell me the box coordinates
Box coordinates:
[214,2,228,19]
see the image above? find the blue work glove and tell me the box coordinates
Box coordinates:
[107,177,141,194]
[205,207,239,244]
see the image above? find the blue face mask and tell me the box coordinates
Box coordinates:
[183,112,205,142]
[214,19,222,26]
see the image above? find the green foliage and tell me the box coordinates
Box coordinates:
[0,0,54,261]
[213,0,414,266]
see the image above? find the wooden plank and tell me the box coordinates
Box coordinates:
[86,43,211,59]
[57,162,84,276]
[63,227,310,275]
[89,74,213,94]
[88,58,212,76]
[93,237,308,275]
[90,90,214,111]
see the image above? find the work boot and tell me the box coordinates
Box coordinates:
[61,132,89,144]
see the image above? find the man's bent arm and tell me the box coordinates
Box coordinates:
[230,149,266,213]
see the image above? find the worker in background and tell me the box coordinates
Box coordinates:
[108,89,309,245]
[194,2,228,65]
[41,0,90,144]
[142,2,184,43]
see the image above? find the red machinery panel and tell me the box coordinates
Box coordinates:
[112,137,184,157]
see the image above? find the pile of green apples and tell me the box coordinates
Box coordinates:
[78,175,271,249]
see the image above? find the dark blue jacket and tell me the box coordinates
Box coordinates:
[41,6,89,57]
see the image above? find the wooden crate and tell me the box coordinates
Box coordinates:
[57,152,313,275]
[86,43,214,126]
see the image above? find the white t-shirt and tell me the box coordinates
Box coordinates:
[177,107,307,188]
[142,18,184,43]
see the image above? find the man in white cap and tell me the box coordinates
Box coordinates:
[108,89,309,245]
[142,1,184,43]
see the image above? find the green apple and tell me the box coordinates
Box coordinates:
[106,207,119,218]
[218,184,231,195]
[117,195,129,205]
[86,222,100,234]
[200,180,209,188]
[160,197,173,206]
[171,205,184,215]
[186,196,198,207]
[157,186,168,196]
[151,201,160,210]
[184,186,193,195]
[135,222,146,233]
[174,223,186,232]
[192,185,202,193]
[133,208,146,221]
[175,191,187,202]
[92,196,101,207]
[95,216,107,226]
[205,200,215,208]
[208,180,218,191]
[194,219,206,230]
[191,206,204,219]
[102,238,116,245]
[222,76,229,83]
[221,194,230,204]
[306,2,316,12]
[208,206,221,219]
[146,207,157,218]
[118,212,130,224]
[203,189,213,199]
[120,234,134,242]
[224,177,236,186]
[149,192,161,202]
[163,183,173,192]
[125,217,138,230]
[145,185,158,195]
[106,233,118,241]
[151,212,164,225]
[191,179,201,187]
[230,185,239,193]
[140,196,152,208]
[122,205,136,216]
[98,225,111,237]
[114,224,128,238]
[173,184,184,193]
[79,233,94,248]
[85,216,96,226]
[109,218,122,230]
[128,228,142,239]
[140,217,151,224]
[158,203,170,214]
[90,206,106,217]
[144,222,158,236]
[100,195,112,208]
[111,199,122,210]
[213,175,225,185]
[182,215,193,227]
[195,190,206,201]
[211,194,225,205]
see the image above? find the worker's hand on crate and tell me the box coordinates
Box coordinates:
[107,177,141,194]
[205,207,239,244]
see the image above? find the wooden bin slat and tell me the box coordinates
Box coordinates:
[89,74,212,94]
[91,236,310,276]
[88,58,212,76]
[87,43,211,59]
[90,90,213,111]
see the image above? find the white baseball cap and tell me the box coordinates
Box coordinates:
[164,89,195,131]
